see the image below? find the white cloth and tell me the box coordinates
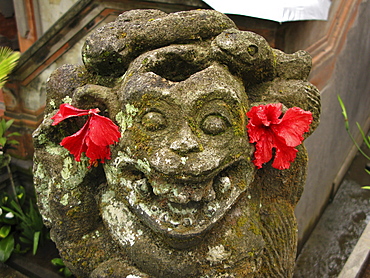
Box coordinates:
[202,0,332,22]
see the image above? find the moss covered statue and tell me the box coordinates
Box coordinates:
[33,9,320,277]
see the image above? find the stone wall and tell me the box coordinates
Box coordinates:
[37,0,80,35]
[282,0,370,247]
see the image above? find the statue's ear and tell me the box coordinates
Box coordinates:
[247,80,320,137]
[72,84,120,120]
[34,84,119,237]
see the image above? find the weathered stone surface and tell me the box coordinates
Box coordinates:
[82,9,236,77]
[33,9,320,277]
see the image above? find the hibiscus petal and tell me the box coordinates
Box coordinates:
[88,114,121,146]
[272,139,298,170]
[60,119,90,161]
[247,103,312,170]
[247,123,265,143]
[253,129,275,169]
[262,103,283,125]
[51,103,99,126]
[247,106,267,127]
[247,103,283,127]
[272,107,312,147]
[52,104,121,168]
[85,136,111,165]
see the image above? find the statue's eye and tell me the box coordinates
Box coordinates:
[142,111,166,131]
[201,114,229,135]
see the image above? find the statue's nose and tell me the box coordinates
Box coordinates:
[169,124,201,155]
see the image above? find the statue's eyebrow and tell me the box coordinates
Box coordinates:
[186,89,242,108]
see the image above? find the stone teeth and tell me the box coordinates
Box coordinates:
[160,212,169,222]
[151,205,158,212]
[198,219,206,226]
[170,220,180,227]
[204,204,217,217]
[145,175,221,204]
[169,192,189,204]
[182,217,193,226]
[165,180,217,203]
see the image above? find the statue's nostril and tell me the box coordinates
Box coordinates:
[169,124,201,155]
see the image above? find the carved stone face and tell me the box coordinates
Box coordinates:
[33,9,320,277]
[102,47,256,247]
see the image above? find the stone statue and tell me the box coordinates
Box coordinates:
[33,9,320,277]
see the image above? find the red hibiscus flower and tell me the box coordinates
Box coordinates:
[51,103,121,168]
[247,103,312,170]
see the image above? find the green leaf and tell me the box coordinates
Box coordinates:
[7,131,20,137]
[0,47,20,89]
[362,186,370,190]
[19,236,32,244]
[356,122,370,149]
[366,168,370,175]
[17,192,24,201]
[33,231,40,255]
[0,137,6,147]
[2,210,22,225]
[2,204,21,218]
[0,225,11,238]
[51,258,66,267]
[63,266,73,277]
[0,215,16,225]
[337,95,349,129]
[0,234,14,262]
[0,119,5,135]
[15,186,26,205]
[338,95,370,161]
[28,202,43,230]
[14,243,21,252]
[2,196,8,204]
[8,200,24,216]
[4,119,14,132]
[7,139,19,145]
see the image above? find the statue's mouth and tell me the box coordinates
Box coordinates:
[118,159,253,240]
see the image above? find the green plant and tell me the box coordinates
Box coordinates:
[0,119,46,263]
[0,118,20,162]
[338,95,370,188]
[0,45,50,265]
[0,186,49,262]
[51,258,73,277]
[0,47,20,89]
[0,118,21,201]
[0,46,22,201]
